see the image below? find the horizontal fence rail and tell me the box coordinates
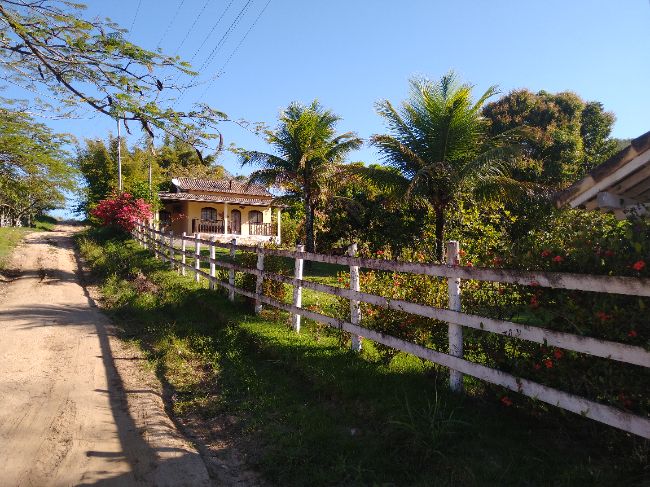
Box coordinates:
[133,222,650,439]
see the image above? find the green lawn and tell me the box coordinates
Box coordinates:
[77,228,649,487]
[0,227,31,270]
[0,216,58,270]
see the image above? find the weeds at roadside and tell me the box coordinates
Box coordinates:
[76,228,650,487]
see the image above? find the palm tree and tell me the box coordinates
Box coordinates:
[365,72,525,261]
[239,100,362,253]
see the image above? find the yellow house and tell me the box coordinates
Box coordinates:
[158,177,282,244]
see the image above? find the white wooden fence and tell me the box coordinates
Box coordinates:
[133,222,650,439]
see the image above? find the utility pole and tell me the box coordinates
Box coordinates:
[117,118,123,192]
[148,137,155,201]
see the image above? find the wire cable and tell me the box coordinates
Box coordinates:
[196,0,271,100]
[156,0,186,48]
[170,0,253,107]
[129,0,143,32]
[186,0,237,64]
[175,0,212,55]
[196,0,253,72]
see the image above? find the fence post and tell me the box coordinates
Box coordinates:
[169,231,175,268]
[347,243,362,352]
[151,222,157,259]
[446,240,463,393]
[209,235,216,290]
[255,244,265,314]
[143,221,148,249]
[291,244,305,332]
[194,233,201,283]
[181,232,187,276]
[228,238,237,301]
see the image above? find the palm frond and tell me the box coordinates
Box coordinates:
[345,164,410,194]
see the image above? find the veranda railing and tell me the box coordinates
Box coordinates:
[133,221,650,439]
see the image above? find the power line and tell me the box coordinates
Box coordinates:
[168,0,237,87]
[156,0,186,48]
[174,0,212,55]
[186,0,237,64]
[170,0,253,107]
[217,0,271,73]
[129,0,143,32]
[196,0,253,73]
[196,0,271,100]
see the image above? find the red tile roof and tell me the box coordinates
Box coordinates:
[172,177,272,197]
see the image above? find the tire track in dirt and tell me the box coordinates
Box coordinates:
[0,226,211,486]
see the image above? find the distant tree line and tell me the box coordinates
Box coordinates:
[0,109,75,226]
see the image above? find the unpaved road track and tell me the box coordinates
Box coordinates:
[0,226,211,486]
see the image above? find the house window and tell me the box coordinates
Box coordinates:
[201,207,217,221]
[249,210,263,224]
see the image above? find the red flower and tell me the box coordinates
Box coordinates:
[459,249,467,257]
[632,260,646,271]
[595,311,610,322]
[466,261,473,267]
[541,250,551,257]
[500,396,513,407]
[604,250,615,257]
[618,393,633,409]
[543,359,553,369]
[552,255,564,263]
[533,363,541,371]
[529,296,539,308]
[376,250,384,255]
[553,349,563,360]
[628,330,638,338]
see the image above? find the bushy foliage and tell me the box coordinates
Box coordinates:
[333,209,649,415]
[91,192,152,232]
[235,244,291,307]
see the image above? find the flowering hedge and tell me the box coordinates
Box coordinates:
[91,192,152,232]
[330,209,649,417]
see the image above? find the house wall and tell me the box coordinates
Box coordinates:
[162,201,273,237]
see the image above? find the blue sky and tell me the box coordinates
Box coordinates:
[10,1,650,214]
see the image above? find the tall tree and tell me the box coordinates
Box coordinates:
[482,89,618,186]
[76,135,228,215]
[0,108,74,225]
[366,73,523,261]
[239,101,362,253]
[0,0,226,149]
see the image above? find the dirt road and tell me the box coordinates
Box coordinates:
[0,226,211,486]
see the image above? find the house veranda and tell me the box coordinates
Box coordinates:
[158,177,283,244]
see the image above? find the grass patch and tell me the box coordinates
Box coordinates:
[0,227,30,270]
[32,214,58,231]
[0,216,57,270]
[78,228,650,486]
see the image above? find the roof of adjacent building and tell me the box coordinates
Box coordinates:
[171,177,273,197]
[159,191,285,207]
[555,130,650,215]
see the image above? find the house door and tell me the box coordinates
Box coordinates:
[231,209,241,234]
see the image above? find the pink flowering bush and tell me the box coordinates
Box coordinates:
[91,192,152,232]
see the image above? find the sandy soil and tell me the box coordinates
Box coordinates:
[0,226,211,486]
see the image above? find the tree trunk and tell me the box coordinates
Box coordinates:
[304,198,315,254]
[434,205,445,262]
